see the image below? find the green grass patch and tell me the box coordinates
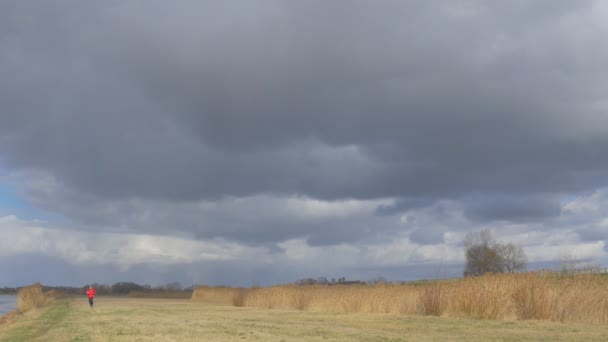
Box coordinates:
[0,302,70,342]
[68,337,89,342]
[98,309,138,316]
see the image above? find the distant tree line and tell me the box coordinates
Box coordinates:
[0,287,18,294]
[0,282,191,296]
[82,281,190,295]
[2,285,83,295]
[294,277,369,286]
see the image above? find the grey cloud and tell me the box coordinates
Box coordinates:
[463,195,562,223]
[577,229,608,242]
[409,228,446,245]
[2,1,608,200]
[2,0,608,248]
[0,253,289,288]
[10,174,396,245]
[304,220,392,246]
[375,198,435,216]
[0,254,109,288]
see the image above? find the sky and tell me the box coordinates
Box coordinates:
[1,0,608,288]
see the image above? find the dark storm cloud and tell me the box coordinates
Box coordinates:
[1,0,608,239]
[463,195,562,223]
[375,198,435,216]
[0,253,282,288]
[0,255,82,287]
[409,227,447,245]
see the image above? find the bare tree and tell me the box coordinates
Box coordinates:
[464,244,505,276]
[495,242,527,273]
[463,230,528,276]
[463,229,494,249]
[463,229,505,276]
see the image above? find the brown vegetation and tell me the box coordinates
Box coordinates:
[192,272,608,324]
[14,283,66,314]
[6,297,608,341]
[0,310,21,326]
[16,283,64,313]
[191,286,247,306]
[417,282,446,316]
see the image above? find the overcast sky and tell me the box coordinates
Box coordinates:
[1,0,608,287]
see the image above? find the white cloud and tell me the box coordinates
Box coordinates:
[2,187,608,285]
[526,241,606,263]
[0,215,269,267]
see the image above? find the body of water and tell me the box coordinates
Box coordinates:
[0,295,17,315]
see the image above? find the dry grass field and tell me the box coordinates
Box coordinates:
[1,296,608,341]
[2,274,608,341]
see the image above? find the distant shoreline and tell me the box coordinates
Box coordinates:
[0,295,17,317]
[0,294,19,327]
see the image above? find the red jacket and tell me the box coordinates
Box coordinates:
[86,288,96,298]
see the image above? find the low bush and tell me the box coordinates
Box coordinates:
[16,283,59,313]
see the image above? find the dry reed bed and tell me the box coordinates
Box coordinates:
[191,286,247,306]
[0,283,65,327]
[193,273,608,324]
[16,283,64,313]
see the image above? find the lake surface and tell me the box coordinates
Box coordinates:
[0,295,17,315]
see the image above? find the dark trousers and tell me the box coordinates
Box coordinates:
[88,298,94,307]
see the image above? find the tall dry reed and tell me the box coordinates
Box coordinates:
[417,282,447,316]
[16,283,61,313]
[195,284,420,314]
[511,274,557,320]
[193,273,608,324]
[448,274,512,320]
[191,286,246,306]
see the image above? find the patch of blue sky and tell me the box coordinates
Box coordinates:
[0,160,62,221]
[559,194,585,206]
[0,182,63,222]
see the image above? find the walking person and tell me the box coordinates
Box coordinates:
[86,285,96,308]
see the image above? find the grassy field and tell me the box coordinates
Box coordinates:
[1,297,608,341]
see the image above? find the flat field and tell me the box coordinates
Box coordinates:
[1,297,607,341]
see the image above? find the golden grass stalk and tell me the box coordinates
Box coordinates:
[511,275,556,320]
[191,286,246,305]
[417,282,446,316]
[232,288,248,307]
[448,275,511,320]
